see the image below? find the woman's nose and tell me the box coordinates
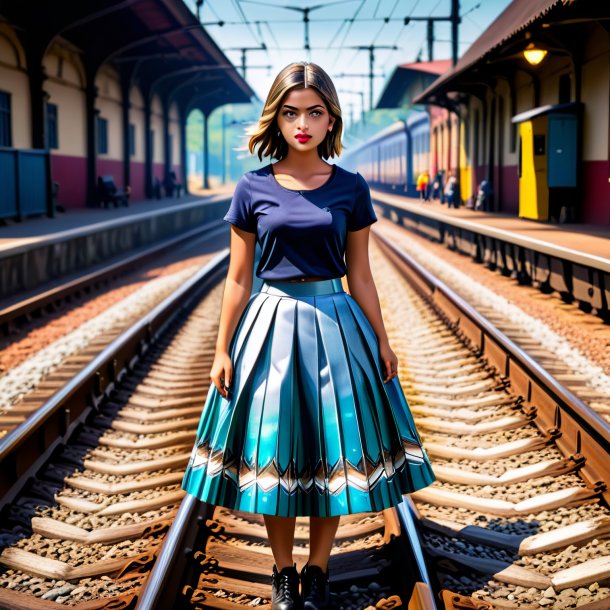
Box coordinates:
[298,114,308,128]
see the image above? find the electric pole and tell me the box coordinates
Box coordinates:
[346,45,398,111]
[225,44,267,79]
[404,0,461,65]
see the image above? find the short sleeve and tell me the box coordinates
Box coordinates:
[347,172,378,231]
[223,173,257,233]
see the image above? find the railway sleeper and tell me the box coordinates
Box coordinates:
[431,457,579,486]
[415,415,528,435]
[412,486,599,516]
[30,513,176,545]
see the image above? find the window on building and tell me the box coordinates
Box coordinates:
[0,91,12,147]
[97,117,108,154]
[129,123,136,157]
[559,73,571,104]
[46,103,59,149]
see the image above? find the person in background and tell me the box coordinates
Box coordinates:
[416,169,430,201]
[444,170,459,209]
[432,169,444,202]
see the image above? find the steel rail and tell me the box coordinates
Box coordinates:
[0,249,229,507]
[373,229,610,502]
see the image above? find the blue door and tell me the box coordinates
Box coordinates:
[547,114,578,188]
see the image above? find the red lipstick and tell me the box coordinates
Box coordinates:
[295,134,312,142]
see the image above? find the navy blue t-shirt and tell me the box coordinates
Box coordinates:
[223,163,378,280]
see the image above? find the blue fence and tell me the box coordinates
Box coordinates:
[0,148,52,220]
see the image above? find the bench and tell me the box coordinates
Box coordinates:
[97,176,130,208]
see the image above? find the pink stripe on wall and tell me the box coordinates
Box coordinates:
[153,163,165,181]
[582,160,610,225]
[130,162,145,200]
[500,166,519,215]
[51,154,87,209]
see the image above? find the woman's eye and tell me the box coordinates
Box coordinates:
[283,110,323,117]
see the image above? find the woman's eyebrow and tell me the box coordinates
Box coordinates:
[282,104,324,110]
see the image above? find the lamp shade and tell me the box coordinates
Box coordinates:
[523,43,548,65]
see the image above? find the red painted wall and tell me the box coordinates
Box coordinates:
[582,160,610,225]
[97,159,124,189]
[153,162,165,181]
[475,165,487,184]
[499,166,519,215]
[51,154,87,209]
[47,156,185,207]
[130,162,145,200]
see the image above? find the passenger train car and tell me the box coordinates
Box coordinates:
[342,111,430,197]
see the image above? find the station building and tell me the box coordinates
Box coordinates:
[0,1,254,219]
[415,0,610,225]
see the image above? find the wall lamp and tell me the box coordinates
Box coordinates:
[523,43,548,65]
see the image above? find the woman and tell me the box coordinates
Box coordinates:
[181,62,435,610]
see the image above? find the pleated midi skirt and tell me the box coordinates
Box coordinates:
[181,277,435,517]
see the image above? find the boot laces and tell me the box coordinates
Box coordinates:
[275,568,297,601]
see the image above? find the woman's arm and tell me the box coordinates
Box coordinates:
[345,226,398,383]
[212,225,256,396]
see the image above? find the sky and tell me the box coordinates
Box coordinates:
[189,0,513,112]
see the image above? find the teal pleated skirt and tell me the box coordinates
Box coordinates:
[181,277,435,517]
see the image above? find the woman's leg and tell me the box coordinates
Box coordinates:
[263,515,297,570]
[307,516,340,571]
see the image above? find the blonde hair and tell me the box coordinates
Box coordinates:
[247,62,343,161]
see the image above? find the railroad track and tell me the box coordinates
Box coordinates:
[372,230,610,609]
[0,219,227,442]
[0,223,608,609]
[0,246,431,610]
[376,218,610,422]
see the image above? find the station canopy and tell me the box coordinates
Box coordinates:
[2,0,256,112]
[376,60,452,109]
[413,0,595,107]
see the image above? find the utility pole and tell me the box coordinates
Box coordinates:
[404,0,461,66]
[277,5,337,52]
[346,45,397,111]
[451,0,459,67]
[225,44,267,79]
[339,89,366,126]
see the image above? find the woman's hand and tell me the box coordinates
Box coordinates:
[379,339,398,383]
[210,350,233,398]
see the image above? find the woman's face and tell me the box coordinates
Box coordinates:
[276,87,336,154]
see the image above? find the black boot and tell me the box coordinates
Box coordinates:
[300,562,330,610]
[271,563,302,610]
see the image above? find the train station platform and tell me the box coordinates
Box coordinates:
[0,187,233,255]
[371,190,610,317]
[371,192,610,266]
[1,187,234,298]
